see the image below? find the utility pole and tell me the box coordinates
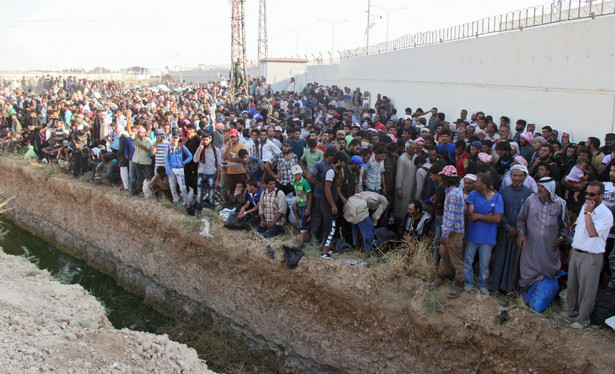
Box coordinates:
[286,29,308,56]
[319,19,347,64]
[371,4,404,50]
[365,0,382,55]
[366,0,371,54]
[257,0,268,80]
[230,0,249,97]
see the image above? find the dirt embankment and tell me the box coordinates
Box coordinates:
[0,156,613,373]
[0,250,213,373]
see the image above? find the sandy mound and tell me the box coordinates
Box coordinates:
[0,250,214,374]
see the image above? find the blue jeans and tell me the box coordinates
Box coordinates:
[464,240,494,289]
[256,223,280,238]
[352,216,374,253]
[197,173,216,205]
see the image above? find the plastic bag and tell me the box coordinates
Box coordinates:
[224,212,247,230]
[218,208,235,222]
[24,144,37,159]
[282,245,305,269]
[524,271,565,313]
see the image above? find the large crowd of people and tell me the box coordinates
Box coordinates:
[1,74,614,329]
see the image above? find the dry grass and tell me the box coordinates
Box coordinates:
[274,224,300,246]
[302,237,322,257]
[424,289,444,314]
[183,215,201,232]
[371,236,437,282]
[0,194,10,215]
[79,171,95,183]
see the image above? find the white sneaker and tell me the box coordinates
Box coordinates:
[570,321,588,329]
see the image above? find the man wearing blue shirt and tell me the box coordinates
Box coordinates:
[166,128,193,206]
[437,129,456,161]
[464,172,504,295]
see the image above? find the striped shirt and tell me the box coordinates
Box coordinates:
[154,140,170,167]
[441,186,465,238]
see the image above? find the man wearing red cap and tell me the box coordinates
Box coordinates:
[223,128,248,197]
[432,165,466,298]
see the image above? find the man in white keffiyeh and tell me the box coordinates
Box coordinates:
[515,176,571,291]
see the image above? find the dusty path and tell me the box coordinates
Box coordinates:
[0,250,214,374]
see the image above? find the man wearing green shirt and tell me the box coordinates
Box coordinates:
[300,138,324,173]
[291,165,312,246]
[132,127,153,194]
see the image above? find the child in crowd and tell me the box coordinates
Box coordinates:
[291,165,312,247]
[565,157,589,202]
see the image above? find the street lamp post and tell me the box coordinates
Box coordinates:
[318,18,347,63]
[364,0,382,55]
[366,0,371,54]
[371,4,405,50]
[287,29,309,56]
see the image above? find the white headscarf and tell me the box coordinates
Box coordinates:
[537,177,567,221]
[559,130,574,145]
[510,164,528,175]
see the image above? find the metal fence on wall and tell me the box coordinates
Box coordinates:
[338,0,615,59]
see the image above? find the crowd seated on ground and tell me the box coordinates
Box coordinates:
[1,74,614,329]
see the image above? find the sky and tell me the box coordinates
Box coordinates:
[0,0,547,71]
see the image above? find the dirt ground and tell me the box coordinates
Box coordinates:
[0,250,214,374]
[0,156,614,373]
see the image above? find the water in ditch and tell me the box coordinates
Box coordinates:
[0,218,285,373]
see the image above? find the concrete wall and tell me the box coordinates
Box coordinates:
[264,62,308,92]
[304,16,615,140]
[305,64,340,88]
[169,67,258,84]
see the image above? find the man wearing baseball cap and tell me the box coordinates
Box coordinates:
[165,127,193,206]
[222,128,248,198]
[152,128,171,173]
[291,164,312,247]
[432,166,466,298]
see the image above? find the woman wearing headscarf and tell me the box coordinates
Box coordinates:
[559,130,574,149]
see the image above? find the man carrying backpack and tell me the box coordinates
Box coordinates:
[257,176,288,238]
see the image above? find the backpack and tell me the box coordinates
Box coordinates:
[199,144,218,165]
[168,144,188,161]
